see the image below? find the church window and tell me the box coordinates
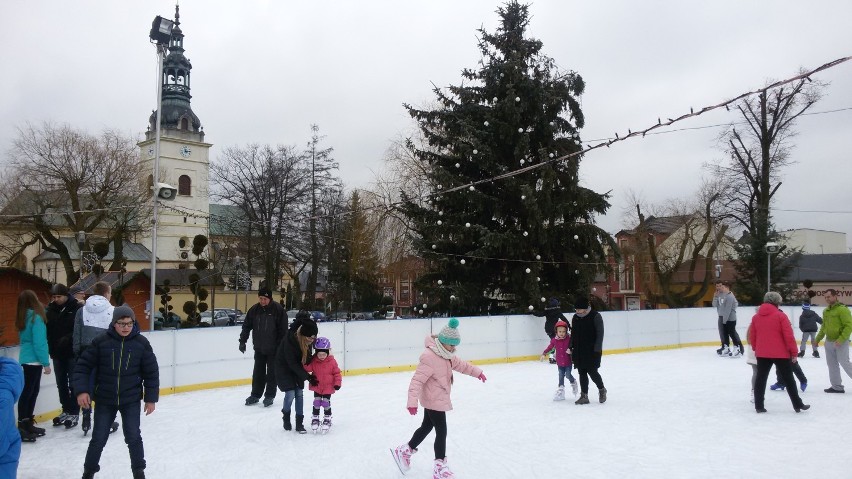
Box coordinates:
[180,118,189,130]
[178,175,191,196]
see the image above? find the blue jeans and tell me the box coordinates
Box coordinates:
[84,401,145,472]
[281,388,303,415]
[557,365,576,387]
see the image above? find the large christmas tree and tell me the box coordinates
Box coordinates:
[401,1,614,314]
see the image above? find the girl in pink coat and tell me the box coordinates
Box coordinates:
[391,318,486,479]
[303,337,341,433]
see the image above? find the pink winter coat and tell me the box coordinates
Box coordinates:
[304,354,342,395]
[749,303,798,359]
[542,335,572,367]
[407,335,482,412]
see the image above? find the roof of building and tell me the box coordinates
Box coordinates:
[786,253,852,282]
[32,237,153,263]
[209,203,254,237]
[70,268,224,294]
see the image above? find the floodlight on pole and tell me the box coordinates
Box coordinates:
[148,14,174,331]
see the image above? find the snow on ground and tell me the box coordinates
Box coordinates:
[17,347,850,479]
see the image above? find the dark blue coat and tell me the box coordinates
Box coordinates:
[72,324,160,407]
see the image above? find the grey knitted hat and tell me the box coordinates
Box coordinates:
[112,304,136,324]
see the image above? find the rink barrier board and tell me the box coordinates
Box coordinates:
[2,305,820,422]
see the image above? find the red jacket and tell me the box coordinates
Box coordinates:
[304,354,342,395]
[749,303,798,359]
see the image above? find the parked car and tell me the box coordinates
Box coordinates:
[311,311,328,322]
[286,309,300,321]
[213,308,241,325]
[200,310,231,327]
[154,311,182,329]
[351,311,375,320]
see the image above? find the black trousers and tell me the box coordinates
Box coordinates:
[53,356,79,415]
[577,367,605,394]
[408,408,447,460]
[775,360,807,387]
[722,321,743,348]
[250,351,277,399]
[754,358,805,410]
[18,364,43,419]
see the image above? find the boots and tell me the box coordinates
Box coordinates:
[282,411,292,430]
[433,458,455,478]
[132,469,146,479]
[391,444,416,473]
[797,350,805,358]
[575,393,589,405]
[82,470,96,479]
[311,415,320,432]
[599,387,608,403]
[813,350,820,358]
[18,420,37,442]
[25,417,46,437]
[295,414,307,434]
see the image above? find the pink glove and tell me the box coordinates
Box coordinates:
[407,407,418,415]
[478,373,487,383]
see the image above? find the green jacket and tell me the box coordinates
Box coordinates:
[815,302,852,343]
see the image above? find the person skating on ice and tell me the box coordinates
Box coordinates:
[392,318,486,478]
[303,337,342,433]
[797,302,822,358]
[713,281,743,357]
[570,295,607,405]
[274,311,318,433]
[540,319,577,399]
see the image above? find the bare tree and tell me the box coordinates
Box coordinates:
[706,76,823,301]
[0,122,148,284]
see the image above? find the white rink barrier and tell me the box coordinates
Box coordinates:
[1,305,822,419]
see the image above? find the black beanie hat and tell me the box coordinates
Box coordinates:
[574,296,590,310]
[51,283,69,296]
[258,287,273,300]
[298,317,318,338]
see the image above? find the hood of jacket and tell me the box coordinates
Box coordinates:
[756,302,780,317]
[83,295,114,329]
[0,356,24,403]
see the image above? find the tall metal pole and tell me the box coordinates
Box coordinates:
[149,44,165,331]
[767,252,771,293]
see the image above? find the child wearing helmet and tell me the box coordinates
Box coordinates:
[303,337,341,434]
[391,318,487,479]
[541,319,577,400]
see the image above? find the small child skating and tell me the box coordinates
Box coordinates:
[391,318,486,479]
[798,302,823,358]
[540,319,577,400]
[303,337,342,434]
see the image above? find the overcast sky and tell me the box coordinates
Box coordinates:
[2,1,851,245]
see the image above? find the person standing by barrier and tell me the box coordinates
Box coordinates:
[713,281,743,357]
[46,283,82,428]
[798,302,822,358]
[570,296,606,405]
[0,356,24,477]
[15,290,52,442]
[750,291,809,413]
[239,287,287,407]
[815,288,852,393]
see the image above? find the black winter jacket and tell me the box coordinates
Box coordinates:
[533,306,570,338]
[570,310,605,370]
[798,309,823,333]
[239,301,287,355]
[274,325,313,392]
[46,296,81,360]
[72,324,160,407]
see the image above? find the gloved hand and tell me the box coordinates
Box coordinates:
[407,407,418,416]
[238,342,246,354]
[308,375,319,387]
[478,372,487,383]
[334,385,341,391]
[539,355,547,362]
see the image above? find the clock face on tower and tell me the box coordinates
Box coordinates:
[147,146,155,158]
[180,145,192,158]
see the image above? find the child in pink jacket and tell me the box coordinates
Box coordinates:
[303,337,342,433]
[391,318,486,479]
[541,319,577,399]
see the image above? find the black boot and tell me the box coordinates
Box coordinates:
[82,470,96,479]
[599,387,608,404]
[132,468,146,479]
[26,417,46,437]
[574,393,589,405]
[282,411,292,431]
[295,414,307,434]
[18,420,37,442]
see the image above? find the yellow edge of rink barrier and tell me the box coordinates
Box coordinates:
[34,341,724,422]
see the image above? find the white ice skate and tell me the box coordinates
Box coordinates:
[553,386,566,401]
[433,458,455,478]
[321,415,332,434]
[391,444,415,474]
[570,381,579,397]
[310,415,320,433]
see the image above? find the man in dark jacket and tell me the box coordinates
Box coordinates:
[73,305,159,479]
[239,287,288,407]
[570,295,607,405]
[45,283,82,427]
[798,302,823,358]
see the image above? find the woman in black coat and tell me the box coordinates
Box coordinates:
[569,296,606,405]
[274,312,318,433]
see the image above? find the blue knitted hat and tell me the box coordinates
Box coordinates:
[437,318,461,346]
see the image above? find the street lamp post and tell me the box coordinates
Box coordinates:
[148,15,174,331]
[765,242,784,292]
[233,256,242,314]
[76,231,87,283]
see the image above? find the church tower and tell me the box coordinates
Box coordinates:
[139,4,212,267]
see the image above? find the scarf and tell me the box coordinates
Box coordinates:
[575,309,591,318]
[430,339,455,360]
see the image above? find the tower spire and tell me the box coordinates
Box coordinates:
[174,2,180,27]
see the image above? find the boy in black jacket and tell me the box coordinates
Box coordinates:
[45,283,82,427]
[73,305,159,479]
[798,302,823,358]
